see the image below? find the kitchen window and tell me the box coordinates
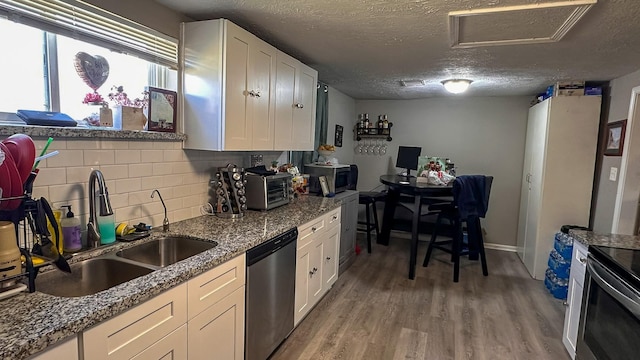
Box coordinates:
[0,0,177,124]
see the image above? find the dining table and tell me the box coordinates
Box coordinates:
[378,174,454,279]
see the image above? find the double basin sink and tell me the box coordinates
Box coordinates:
[35,236,218,297]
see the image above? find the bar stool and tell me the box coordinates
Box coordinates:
[348,164,386,253]
[357,191,386,253]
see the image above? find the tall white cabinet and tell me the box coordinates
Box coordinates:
[516,96,601,279]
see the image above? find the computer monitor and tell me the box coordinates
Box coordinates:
[395,146,422,177]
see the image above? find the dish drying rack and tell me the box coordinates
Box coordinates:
[0,172,60,294]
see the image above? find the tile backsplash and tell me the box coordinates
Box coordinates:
[23,137,286,245]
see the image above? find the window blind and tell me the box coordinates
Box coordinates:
[0,0,178,68]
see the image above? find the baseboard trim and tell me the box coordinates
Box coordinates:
[483,243,517,252]
[388,230,517,252]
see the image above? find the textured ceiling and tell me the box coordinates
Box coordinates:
[155,0,640,100]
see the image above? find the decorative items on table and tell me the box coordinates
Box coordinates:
[108,86,149,131]
[212,164,247,219]
[416,156,456,185]
[74,52,112,127]
[318,144,337,164]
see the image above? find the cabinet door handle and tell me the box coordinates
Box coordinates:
[312,227,317,232]
[579,257,587,265]
[326,256,331,261]
[309,267,318,276]
[332,215,338,220]
[295,103,304,109]
[254,90,261,98]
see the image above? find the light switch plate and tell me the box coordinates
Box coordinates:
[610,167,618,181]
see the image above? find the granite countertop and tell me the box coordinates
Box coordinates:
[0,124,186,141]
[0,195,341,359]
[569,229,640,250]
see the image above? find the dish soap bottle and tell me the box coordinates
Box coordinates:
[61,205,82,252]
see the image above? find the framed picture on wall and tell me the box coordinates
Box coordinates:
[335,124,343,147]
[604,120,626,156]
[146,87,177,132]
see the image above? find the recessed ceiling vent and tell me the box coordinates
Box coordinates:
[400,80,426,87]
[449,0,597,48]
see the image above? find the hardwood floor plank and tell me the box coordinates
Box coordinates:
[272,235,570,360]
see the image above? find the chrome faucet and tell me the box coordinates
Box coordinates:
[87,169,114,248]
[151,189,169,232]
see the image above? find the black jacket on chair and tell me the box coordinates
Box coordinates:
[452,175,489,219]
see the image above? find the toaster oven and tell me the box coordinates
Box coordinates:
[244,172,291,210]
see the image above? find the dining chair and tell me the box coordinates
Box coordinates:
[349,164,386,253]
[422,175,493,282]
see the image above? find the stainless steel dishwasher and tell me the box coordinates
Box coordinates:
[245,227,298,360]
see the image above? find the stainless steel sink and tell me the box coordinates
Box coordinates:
[116,236,217,267]
[35,258,154,297]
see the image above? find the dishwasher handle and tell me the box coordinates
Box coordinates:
[246,227,298,266]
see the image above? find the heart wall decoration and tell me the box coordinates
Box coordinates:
[73,52,110,91]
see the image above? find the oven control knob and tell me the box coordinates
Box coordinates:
[240,204,247,211]
[232,172,241,181]
[235,181,243,188]
[237,189,245,196]
[222,205,229,212]
[239,196,246,203]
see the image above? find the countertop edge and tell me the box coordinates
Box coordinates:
[568,229,640,250]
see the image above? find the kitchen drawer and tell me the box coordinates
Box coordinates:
[570,241,588,282]
[188,254,246,320]
[83,283,187,360]
[298,217,325,249]
[326,208,340,228]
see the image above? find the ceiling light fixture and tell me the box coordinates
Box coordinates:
[442,79,473,94]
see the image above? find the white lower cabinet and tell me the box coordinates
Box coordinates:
[80,254,246,360]
[295,208,341,326]
[29,336,78,360]
[562,241,588,359]
[188,286,245,360]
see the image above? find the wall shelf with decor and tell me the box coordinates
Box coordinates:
[353,122,393,142]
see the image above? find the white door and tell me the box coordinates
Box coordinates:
[322,225,339,290]
[187,286,245,360]
[523,100,550,278]
[248,39,276,150]
[274,51,298,150]
[224,22,252,150]
[517,104,539,261]
[292,63,317,150]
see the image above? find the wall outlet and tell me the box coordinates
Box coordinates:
[609,167,618,182]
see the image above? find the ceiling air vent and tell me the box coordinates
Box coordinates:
[400,80,426,87]
[449,0,597,48]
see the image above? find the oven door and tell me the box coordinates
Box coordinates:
[576,255,640,360]
[265,178,289,209]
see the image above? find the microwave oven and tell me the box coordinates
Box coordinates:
[244,172,291,210]
[305,164,351,194]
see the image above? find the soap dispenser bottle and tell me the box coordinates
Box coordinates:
[61,205,82,252]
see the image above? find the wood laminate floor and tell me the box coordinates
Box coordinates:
[272,234,570,360]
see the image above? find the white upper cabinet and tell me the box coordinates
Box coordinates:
[274,50,318,151]
[181,19,276,151]
[181,19,318,151]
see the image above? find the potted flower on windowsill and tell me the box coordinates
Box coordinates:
[82,91,111,127]
[108,86,149,131]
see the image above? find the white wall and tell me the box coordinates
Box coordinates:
[355,96,531,246]
[593,69,640,233]
[327,86,356,165]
